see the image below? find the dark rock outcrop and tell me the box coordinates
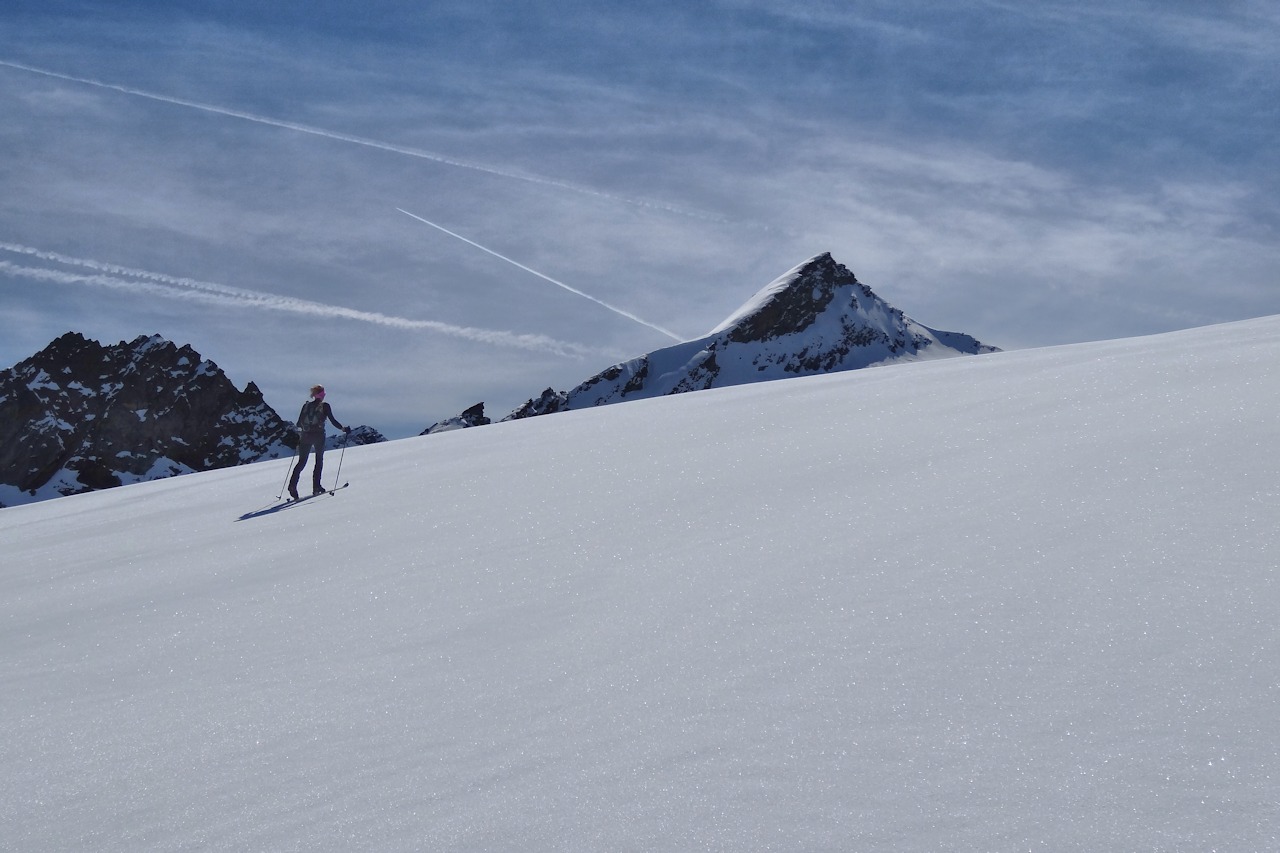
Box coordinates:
[422,402,492,435]
[0,333,295,506]
[334,424,387,448]
[505,389,569,421]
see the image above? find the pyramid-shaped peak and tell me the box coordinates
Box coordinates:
[710,252,877,343]
[793,251,842,276]
[501,253,998,423]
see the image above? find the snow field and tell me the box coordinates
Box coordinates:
[2,317,1279,850]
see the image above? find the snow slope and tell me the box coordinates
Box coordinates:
[3,317,1279,851]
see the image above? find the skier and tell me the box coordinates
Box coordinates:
[288,384,350,499]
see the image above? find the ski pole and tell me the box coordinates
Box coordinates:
[276,441,300,500]
[329,430,350,493]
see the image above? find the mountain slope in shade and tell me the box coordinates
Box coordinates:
[506,253,997,418]
[0,332,295,506]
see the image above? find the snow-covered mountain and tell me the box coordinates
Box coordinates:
[3,316,1277,851]
[506,252,997,418]
[0,332,295,507]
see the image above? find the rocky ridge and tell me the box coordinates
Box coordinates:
[0,333,296,506]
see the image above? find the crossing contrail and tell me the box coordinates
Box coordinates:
[0,58,726,224]
[397,208,684,342]
[0,243,598,358]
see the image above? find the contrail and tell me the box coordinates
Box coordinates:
[0,58,726,224]
[0,243,597,358]
[397,208,684,342]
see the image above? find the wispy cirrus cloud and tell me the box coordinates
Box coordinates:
[1,0,1276,436]
[0,58,726,225]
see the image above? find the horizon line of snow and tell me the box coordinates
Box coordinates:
[0,58,727,226]
[0,244,600,358]
[397,208,685,343]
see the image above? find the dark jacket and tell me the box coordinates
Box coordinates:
[297,399,345,436]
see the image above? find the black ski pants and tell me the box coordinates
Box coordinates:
[289,431,326,493]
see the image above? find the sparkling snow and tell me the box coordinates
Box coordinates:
[2,318,1278,851]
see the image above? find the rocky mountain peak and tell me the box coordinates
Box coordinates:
[0,333,296,506]
[714,252,860,343]
[504,252,999,421]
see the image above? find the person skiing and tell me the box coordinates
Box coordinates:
[288,384,350,499]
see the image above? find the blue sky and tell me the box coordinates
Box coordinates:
[2,1,1277,437]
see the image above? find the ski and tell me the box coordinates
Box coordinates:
[284,482,349,505]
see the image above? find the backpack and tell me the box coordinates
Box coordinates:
[298,400,326,431]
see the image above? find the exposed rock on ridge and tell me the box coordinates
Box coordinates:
[422,402,491,435]
[0,332,296,506]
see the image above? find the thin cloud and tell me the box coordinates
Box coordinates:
[969,0,1280,58]
[0,243,598,358]
[0,58,728,225]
